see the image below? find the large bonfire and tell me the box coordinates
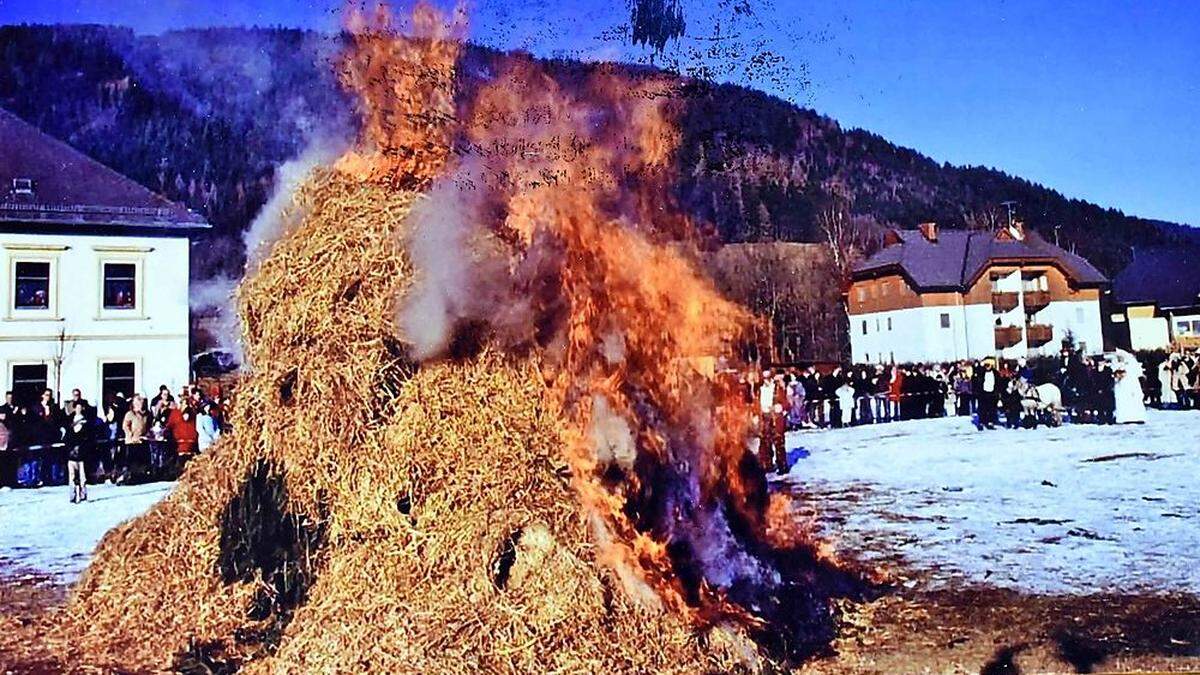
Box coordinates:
[48,4,871,671]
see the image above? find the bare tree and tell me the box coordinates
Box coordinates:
[706,242,843,363]
[816,197,869,282]
[816,197,870,363]
[50,328,75,404]
[963,205,1005,232]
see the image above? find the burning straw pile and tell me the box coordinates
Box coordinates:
[51,4,870,672]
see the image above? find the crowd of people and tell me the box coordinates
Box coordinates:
[1153,351,1200,409]
[0,384,228,501]
[745,347,1198,472]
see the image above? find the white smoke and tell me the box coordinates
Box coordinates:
[396,164,538,361]
[191,137,346,367]
[244,138,345,271]
[396,178,482,360]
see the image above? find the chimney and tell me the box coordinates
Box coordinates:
[918,221,938,242]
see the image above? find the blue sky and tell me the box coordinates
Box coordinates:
[2,0,1197,226]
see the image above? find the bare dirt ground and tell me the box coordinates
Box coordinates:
[2,568,1198,673]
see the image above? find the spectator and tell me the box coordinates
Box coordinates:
[835,378,855,428]
[121,394,151,483]
[65,401,93,503]
[972,359,1001,430]
[149,385,173,411]
[197,402,221,453]
[1172,356,1192,409]
[887,367,904,421]
[63,388,91,418]
[167,398,199,463]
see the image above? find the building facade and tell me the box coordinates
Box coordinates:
[848,223,1108,364]
[1109,247,1200,351]
[0,108,207,408]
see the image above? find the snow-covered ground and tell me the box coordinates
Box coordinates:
[2,412,1198,596]
[0,482,175,582]
[781,409,1200,595]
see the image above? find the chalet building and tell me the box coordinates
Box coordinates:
[1109,247,1200,351]
[848,222,1107,364]
[0,108,208,408]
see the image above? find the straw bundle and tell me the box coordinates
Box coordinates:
[53,169,762,673]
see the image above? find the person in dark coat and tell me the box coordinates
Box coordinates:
[852,368,874,425]
[802,368,823,428]
[1002,375,1024,429]
[65,402,93,503]
[824,367,846,428]
[29,389,65,485]
[1094,362,1116,425]
[972,359,1001,430]
[0,391,15,487]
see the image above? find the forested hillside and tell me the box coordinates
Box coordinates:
[1,23,1194,283]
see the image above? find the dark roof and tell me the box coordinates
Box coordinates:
[0,108,207,230]
[853,227,1107,289]
[1112,246,1200,310]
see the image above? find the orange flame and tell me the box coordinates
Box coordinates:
[336,1,866,648]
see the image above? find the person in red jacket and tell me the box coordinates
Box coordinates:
[888,367,905,421]
[166,401,199,465]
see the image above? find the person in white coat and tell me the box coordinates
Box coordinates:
[1159,358,1177,408]
[1113,350,1147,424]
[835,380,856,427]
[196,402,221,453]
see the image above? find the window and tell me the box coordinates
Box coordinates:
[102,263,137,310]
[1022,273,1048,292]
[940,312,951,328]
[1075,307,1085,323]
[101,362,136,408]
[887,317,893,331]
[861,320,868,335]
[875,318,881,331]
[13,261,51,309]
[856,287,866,302]
[1193,320,1200,334]
[12,178,33,195]
[881,281,890,296]
[10,364,48,407]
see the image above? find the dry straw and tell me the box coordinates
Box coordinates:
[45,170,764,673]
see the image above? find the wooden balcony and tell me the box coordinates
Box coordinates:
[994,325,1023,349]
[1025,323,1053,347]
[1023,290,1051,313]
[992,291,1019,314]
[1176,335,1200,350]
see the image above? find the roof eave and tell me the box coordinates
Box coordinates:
[0,215,210,231]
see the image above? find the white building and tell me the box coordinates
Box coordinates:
[1110,247,1200,352]
[848,222,1108,364]
[0,108,208,409]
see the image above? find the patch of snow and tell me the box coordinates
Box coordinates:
[781,409,1200,595]
[0,482,175,582]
